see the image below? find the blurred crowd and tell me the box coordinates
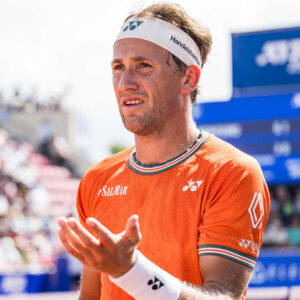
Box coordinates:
[0,128,79,274]
[263,185,300,247]
[0,88,65,113]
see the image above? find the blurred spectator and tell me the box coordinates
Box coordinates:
[263,213,289,247]
[24,92,38,113]
[287,215,300,247]
[268,190,280,219]
[0,191,9,217]
[0,237,23,272]
[37,127,78,177]
[37,120,54,159]
[9,89,23,111]
[274,185,294,226]
[50,136,74,171]
[294,187,300,215]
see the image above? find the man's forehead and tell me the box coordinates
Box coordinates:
[113,38,169,61]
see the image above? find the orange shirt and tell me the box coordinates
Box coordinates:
[77,131,270,300]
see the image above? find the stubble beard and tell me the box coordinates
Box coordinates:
[120,107,167,136]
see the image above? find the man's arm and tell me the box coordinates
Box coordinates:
[57,215,252,300]
[179,255,252,299]
[78,265,101,300]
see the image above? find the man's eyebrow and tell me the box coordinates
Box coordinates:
[111,58,122,65]
[111,56,153,65]
[132,56,151,62]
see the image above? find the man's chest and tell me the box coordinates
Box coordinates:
[87,166,209,241]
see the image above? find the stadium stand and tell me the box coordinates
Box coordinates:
[0,128,79,276]
[263,185,300,248]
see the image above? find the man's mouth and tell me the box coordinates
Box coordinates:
[124,100,143,106]
[121,97,144,106]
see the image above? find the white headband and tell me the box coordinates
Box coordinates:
[115,16,202,69]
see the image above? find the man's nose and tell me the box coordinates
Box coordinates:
[118,69,139,92]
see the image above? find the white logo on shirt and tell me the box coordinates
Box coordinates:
[97,185,127,197]
[239,239,252,248]
[252,242,259,252]
[248,192,264,229]
[238,239,260,253]
[182,180,203,192]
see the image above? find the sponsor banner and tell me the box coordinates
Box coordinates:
[250,249,300,288]
[0,274,48,294]
[232,27,300,96]
[0,257,70,294]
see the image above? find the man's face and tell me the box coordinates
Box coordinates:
[112,38,184,136]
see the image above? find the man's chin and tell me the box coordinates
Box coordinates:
[123,122,152,136]
[124,125,148,136]
[121,114,157,136]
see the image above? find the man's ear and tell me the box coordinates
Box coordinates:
[180,65,201,95]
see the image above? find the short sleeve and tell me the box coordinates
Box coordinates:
[198,157,270,269]
[76,172,95,232]
[76,179,88,225]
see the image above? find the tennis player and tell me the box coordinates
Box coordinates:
[58,3,270,299]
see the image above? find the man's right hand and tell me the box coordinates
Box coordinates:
[57,215,142,278]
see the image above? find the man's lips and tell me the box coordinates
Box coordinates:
[121,97,144,106]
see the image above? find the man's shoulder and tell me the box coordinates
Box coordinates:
[83,147,134,180]
[200,134,261,173]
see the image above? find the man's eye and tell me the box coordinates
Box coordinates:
[138,62,151,69]
[113,64,124,70]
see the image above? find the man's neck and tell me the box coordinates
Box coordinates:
[134,123,200,165]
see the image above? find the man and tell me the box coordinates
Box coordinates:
[58,3,270,300]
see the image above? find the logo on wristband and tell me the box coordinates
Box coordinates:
[147,276,164,290]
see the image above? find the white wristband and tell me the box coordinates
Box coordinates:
[109,251,181,300]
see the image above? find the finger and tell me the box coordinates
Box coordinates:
[58,228,86,263]
[58,218,95,261]
[86,218,115,246]
[57,217,67,228]
[66,217,100,248]
[123,215,141,246]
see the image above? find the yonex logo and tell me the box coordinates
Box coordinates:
[239,239,259,252]
[239,239,252,249]
[147,276,164,290]
[123,21,143,32]
[182,180,203,192]
[248,192,264,229]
